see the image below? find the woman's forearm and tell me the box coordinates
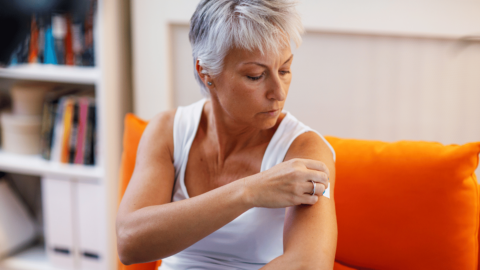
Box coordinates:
[117,178,251,265]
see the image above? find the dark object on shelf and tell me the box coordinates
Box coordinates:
[2,0,97,67]
[0,17,25,66]
[68,101,79,163]
[83,99,96,165]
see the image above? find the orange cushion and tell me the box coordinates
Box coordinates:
[118,114,158,270]
[333,261,358,270]
[325,136,480,270]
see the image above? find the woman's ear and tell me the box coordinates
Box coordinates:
[196,59,214,87]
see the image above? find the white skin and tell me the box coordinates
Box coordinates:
[116,43,337,269]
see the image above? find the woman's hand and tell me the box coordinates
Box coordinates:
[243,158,330,208]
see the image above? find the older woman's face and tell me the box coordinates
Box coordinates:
[210,44,293,130]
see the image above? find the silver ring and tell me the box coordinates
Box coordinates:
[310,180,316,196]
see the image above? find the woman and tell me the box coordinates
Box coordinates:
[116,0,337,269]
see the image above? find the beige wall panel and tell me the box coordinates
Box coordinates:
[171,25,204,107]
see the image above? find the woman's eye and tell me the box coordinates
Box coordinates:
[280,70,291,75]
[247,73,264,81]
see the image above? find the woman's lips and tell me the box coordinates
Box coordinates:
[264,109,278,116]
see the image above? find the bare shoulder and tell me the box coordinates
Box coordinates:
[143,109,177,139]
[119,109,178,215]
[284,130,336,195]
[284,131,334,163]
[137,109,177,161]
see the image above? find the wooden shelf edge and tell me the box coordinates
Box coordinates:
[0,64,100,85]
[0,245,57,270]
[0,150,104,180]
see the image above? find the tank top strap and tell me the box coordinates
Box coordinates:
[260,111,336,172]
[173,98,207,179]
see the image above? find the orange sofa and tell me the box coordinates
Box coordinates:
[118,113,480,270]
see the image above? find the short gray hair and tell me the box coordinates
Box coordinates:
[189,0,304,96]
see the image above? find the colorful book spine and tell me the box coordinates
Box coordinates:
[60,98,74,163]
[65,15,74,66]
[68,100,79,163]
[44,25,57,65]
[74,98,89,164]
[28,14,39,63]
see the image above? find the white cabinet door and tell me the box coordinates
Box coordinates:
[42,176,77,270]
[75,181,107,270]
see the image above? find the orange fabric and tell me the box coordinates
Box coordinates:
[118,114,480,269]
[118,114,159,270]
[118,113,148,205]
[333,261,358,270]
[325,137,480,270]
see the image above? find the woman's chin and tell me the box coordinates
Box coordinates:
[254,115,281,130]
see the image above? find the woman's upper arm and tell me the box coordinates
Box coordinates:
[282,131,337,269]
[117,109,177,220]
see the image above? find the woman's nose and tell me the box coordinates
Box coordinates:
[267,74,286,101]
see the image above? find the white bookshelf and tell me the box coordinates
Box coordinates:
[0,0,131,269]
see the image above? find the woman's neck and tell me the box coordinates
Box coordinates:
[203,99,278,165]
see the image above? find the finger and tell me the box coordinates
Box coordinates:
[298,159,330,177]
[315,182,326,196]
[303,169,329,185]
[303,180,327,196]
[301,194,318,205]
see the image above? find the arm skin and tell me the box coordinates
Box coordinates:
[116,111,253,265]
[261,132,338,270]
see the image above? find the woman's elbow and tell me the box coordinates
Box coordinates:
[283,251,334,270]
[116,219,138,265]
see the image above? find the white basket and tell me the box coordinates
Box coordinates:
[1,113,42,155]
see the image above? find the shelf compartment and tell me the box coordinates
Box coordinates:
[0,150,103,179]
[0,65,99,85]
[0,245,57,270]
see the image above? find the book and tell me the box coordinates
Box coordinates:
[50,97,66,162]
[74,98,90,164]
[60,98,74,163]
[68,100,79,163]
[40,101,57,160]
[52,14,67,65]
[65,15,74,66]
[28,14,39,63]
[44,25,57,65]
[83,100,96,165]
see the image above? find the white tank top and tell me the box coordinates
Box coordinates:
[159,99,336,270]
